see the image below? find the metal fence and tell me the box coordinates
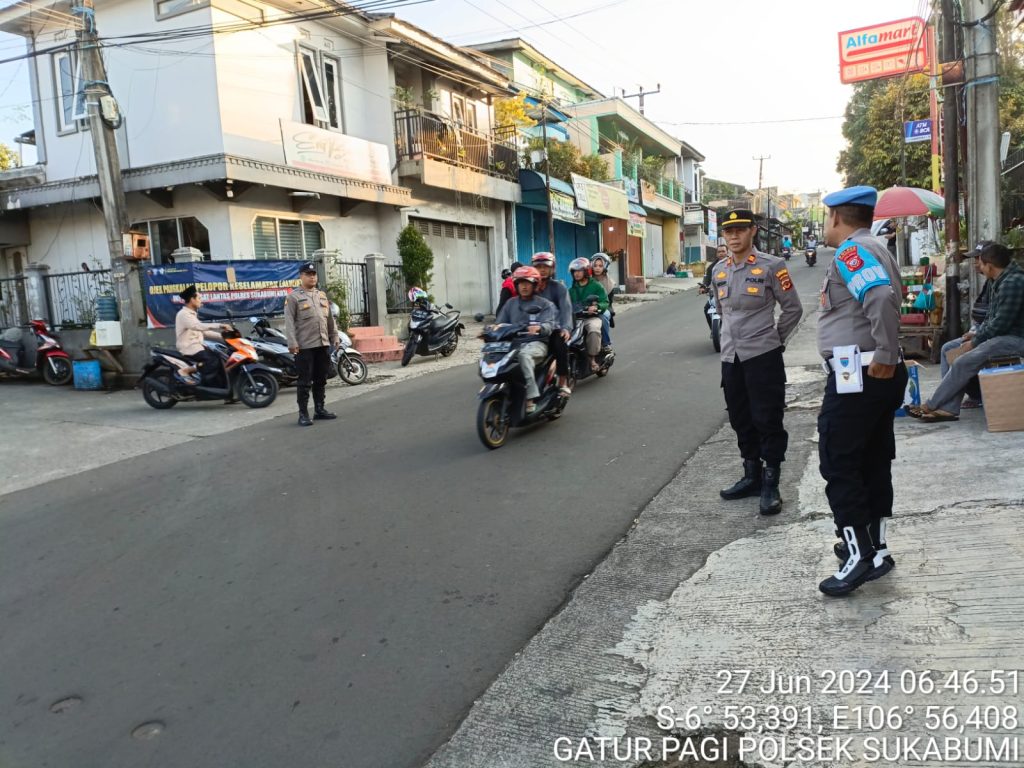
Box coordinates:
[44,269,113,328]
[384,263,412,314]
[394,109,519,182]
[0,275,27,329]
[1003,145,1024,227]
[329,261,370,327]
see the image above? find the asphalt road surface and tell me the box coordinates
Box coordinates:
[0,259,820,768]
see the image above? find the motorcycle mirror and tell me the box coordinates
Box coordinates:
[445,303,453,310]
[473,313,485,322]
[330,303,340,317]
[249,316,259,324]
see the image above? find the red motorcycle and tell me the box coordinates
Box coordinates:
[0,319,74,385]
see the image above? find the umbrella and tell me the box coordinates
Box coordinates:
[874,186,945,218]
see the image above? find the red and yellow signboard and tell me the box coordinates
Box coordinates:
[837,16,931,84]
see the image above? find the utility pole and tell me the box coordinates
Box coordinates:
[539,103,556,253]
[621,84,661,116]
[753,154,770,215]
[940,0,962,337]
[963,0,1002,247]
[74,0,145,373]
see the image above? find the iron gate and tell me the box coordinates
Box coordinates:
[0,275,27,329]
[331,261,370,326]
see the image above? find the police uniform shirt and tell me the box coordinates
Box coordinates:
[711,250,803,362]
[816,228,901,364]
[284,287,339,350]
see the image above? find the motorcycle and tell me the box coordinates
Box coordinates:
[698,285,722,352]
[805,246,817,267]
[401,299,464,367]
[137,324,280,409]
[249,317,367,386]
[0,320,73,385]
[782,247,792,260]
[475,312,569,450]
[566,299,614,384]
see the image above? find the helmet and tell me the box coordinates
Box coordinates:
[531,251,555,268]
[408,287,428,304]
[568,257,592,276]
[591,252,610,268]
[512,266,541,286]
[501,268,512,280]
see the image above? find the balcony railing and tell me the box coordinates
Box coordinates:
[394,109,519,182]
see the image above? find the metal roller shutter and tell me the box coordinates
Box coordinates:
[410,218,492,314]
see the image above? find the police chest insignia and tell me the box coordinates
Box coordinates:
[746,255,757,264]
[746,286,759,294]
[776,268,794,291]
[751,267,764,275]
[839,245,864,271]
[716,271,727,279]
[718,288,726,298]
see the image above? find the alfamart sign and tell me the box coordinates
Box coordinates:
[837,16,930,84]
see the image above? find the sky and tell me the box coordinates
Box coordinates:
[0,0,928,193]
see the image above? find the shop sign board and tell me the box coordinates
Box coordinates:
[571,173,629,219]
[837,16,930,84]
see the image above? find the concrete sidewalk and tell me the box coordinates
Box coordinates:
[0,279,697,498]
[425,308,1024,767]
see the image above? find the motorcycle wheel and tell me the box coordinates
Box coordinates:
[142,372,177,409]
[42,357,73,386]
[338,354,368,385]
[711,318,722,353]
[238,370,278,408]
[400,337,416,367]
[440,335,458,357]
[476,396,509,450]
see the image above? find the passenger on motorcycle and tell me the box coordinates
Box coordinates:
[568,257,609,372]
[701,244,729,294]
[496,261,524,315]
[590,253,615,347]
[175,285,231,385]
[531,251,573,397]
[493,266,558,414]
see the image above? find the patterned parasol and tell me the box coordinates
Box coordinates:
[873,186,945,218]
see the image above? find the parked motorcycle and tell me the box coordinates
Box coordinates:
[698,285,722,352]
[138,324,280,409]
[805,246,817,267]
[566,299,614,384]
[248,317,368,386]
[401,299,464,367]
[475,315,569,450]
[0,320,73,385]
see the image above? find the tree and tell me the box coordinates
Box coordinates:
[0,143,16,171]
[397,224,433,293]
[494,93,536,131]
[702,177,748,204]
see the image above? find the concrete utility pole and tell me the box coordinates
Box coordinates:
[621,84,661,116]
[753,155,770,215]
[941,0,962,337]
[74,0,146,373]
[963,0,1002,247]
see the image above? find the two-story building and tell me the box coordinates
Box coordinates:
[0,0,521,319]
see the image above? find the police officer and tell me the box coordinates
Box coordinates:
[713,209,803,514]
[284,261,339,427]
[816,186,907,597]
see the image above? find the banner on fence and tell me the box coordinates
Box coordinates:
[144,261,304,328]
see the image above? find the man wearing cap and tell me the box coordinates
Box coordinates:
[175,285,231,387]
[713,209,803,515]
[284,261,339,427]
[816,186,906,597]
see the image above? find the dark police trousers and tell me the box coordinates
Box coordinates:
[295,345,330,412]
[818,363,908,529]
[549,331,569,376]
[721,347,788,465]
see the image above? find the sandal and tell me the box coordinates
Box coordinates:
[920,410,959,423]
[559,385,572,397]
[906,405,930,419]
[961,398,982,409]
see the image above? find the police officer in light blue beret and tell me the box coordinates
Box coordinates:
[816,185,907,597]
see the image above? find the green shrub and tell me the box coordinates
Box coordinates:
[323,278,351,332]
[398,224,433,293]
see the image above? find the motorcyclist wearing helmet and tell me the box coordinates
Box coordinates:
[493,266,558,414]
[531,252,573,396]
[496,261,524,315]
[590,253,615,349]
[568,258,609,371]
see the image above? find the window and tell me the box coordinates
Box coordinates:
[298,48,328,125]
[450,93,477,130]
[129,216,211,264]
[322,57,343,131]
[252,217,324,260]
[53,51,86,134]
[298,48,344,131]
[155,0,210,20]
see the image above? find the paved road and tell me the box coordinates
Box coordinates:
[0,288,737,768]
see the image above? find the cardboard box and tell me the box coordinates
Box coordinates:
[978,364,1024,432]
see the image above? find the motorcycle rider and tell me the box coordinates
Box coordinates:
[493,266,558,414]
[590,253,615,349]
[496,261,524,314]
[568,257,609,371]
[701,244,729,294]
[531,252,573,396]
[285,261,340,427]
[175,285,231,387]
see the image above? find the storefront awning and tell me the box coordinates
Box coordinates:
[629,202,647,216]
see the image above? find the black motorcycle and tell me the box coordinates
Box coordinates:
[249,317,367,386]
[475,315,569,450]
[138,326,280,409]
[805,246,817,266]
[698,285,722,352]
[401,300,464,367]
[782,246,792,260]
[566,299,614,384]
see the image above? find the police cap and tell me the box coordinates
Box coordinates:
[823,185,877,208]
[179,284,198,302]
[720,209,756,230]
[299,261,318,274]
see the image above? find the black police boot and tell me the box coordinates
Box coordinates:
[314,405,337,420]
[820,526,881,596]
[298,409,313,427]
[834,518,895,569]
[759,465,782,515]
[720,459,763,500]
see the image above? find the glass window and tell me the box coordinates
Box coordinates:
[253,217,278,260]
[53,52,85,133]
[131,217,211,264]
[302,221,324,257]
[179,216,210,259]
[278,219,303,258]
[322,57,342,131]
[298,49,327,125]
[252,217,324,259]
[155,0,210,20]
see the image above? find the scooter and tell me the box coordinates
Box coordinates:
[782,246,792,260]
[805,246,817,267]
[137,324,280,409]
[566,299,614,384]
[475,313,569,450]
[0,320,73,385]
[401,299,464,367]
[698,285,722,352]
[249,316,368,386]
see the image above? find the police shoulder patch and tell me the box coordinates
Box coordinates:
[746,254,757,264]
[834,241,891,303]
[776,267,793,291]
